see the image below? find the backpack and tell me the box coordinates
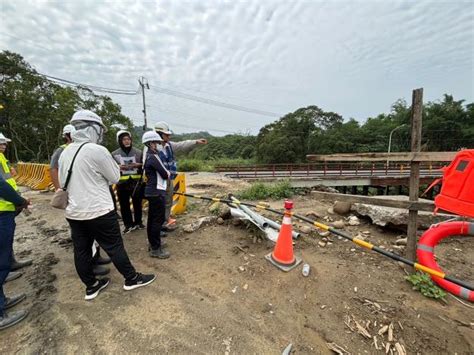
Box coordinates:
[430,150,474,217]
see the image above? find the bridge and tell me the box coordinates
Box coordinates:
[215,161,445,188]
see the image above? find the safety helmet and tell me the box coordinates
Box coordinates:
[70,110,107,131]
[62,124,76,136]
[142,131,163,144]
[0,132,12,144]
[116,130,131,144]
[154,121,172,135]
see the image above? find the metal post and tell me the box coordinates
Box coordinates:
[387,124,407,168]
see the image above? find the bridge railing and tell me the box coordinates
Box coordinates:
[215,161,447,178]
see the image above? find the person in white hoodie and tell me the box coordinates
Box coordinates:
[59,110,155,300]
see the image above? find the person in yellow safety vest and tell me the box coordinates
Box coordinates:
[0,174,30,330]
[0,132,32,272]
[50,124,75,191]
[111,130,145,234]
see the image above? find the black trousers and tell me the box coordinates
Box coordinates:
[67,211,137,287]
[117,181,143,228]
[146,195,166,250]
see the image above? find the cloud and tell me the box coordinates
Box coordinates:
[0,0,472,135]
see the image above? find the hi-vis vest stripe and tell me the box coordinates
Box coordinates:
[0,153,18,212]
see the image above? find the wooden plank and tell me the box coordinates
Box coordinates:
[306,151,456,162]
[310,191,437,212]
[406,88,423,261]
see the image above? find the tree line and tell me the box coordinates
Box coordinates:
[1,50,473,165]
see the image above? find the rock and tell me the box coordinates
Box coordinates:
[219,204,232,219]
[318,231,330,237]
[327,207,334,214]
[395,237,407,245]
[351,195,453,230]
[299,225,313,234]
[217,217,225,225]
[361,230,371,235]
[355,233,366,241]
[347,215,360,226]
[332,220,345,229]
[322,237,328,242]
[209,201,221,214]
[318,241,326,247]
[183,216,217,233]
[305,210,322,219]
[333,201,352,215]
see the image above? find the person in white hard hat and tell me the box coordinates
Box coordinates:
[50,124,76,191]
[111,130,144,234]
[154,121,207,230]
[59,110,155,300]
[51,124,111,275]
[142,131,170,258]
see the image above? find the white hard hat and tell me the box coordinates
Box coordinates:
[154,121,172,135]
[142,131,163,144]
[62,124,76,135]
[70,110,107,131]
[116,130,131,143]
[0,132,11,144]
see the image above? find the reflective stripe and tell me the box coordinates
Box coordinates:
[459,287,471,300]
[417,244,434,253]
[119,174,141,181]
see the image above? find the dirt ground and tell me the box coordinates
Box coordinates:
[0,173,473,354]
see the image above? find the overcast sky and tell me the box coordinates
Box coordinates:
[1,0,473,135]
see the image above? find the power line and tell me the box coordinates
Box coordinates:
[149,85,283,118]
[42,73,139,95]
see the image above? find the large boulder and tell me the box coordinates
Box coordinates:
[351,196,452,230]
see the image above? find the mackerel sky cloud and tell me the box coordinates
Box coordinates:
[1,0,473,135]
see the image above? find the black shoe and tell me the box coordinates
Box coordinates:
[95,255,112,265]
[160,231,168,238]
[161,226,176,233]
[0,310,28,330]
[93,265,110,276]
[85,278,110,300]
[149,247,170,259]
[123,226,133,234]
[5,294,26,310]
[123,273,156,291]
[11,258,33,271]
[5,271,22,283]
[135,223,146,230]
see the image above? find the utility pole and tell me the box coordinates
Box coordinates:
[139,77,150,130]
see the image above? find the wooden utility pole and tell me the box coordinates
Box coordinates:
[406,88,423,261]
[139,77,149,130]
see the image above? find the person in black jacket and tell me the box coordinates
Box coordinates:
[142,131,170,259]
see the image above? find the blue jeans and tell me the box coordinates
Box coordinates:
[0,212,15,316]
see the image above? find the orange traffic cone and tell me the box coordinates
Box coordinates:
[265,200,302,271]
